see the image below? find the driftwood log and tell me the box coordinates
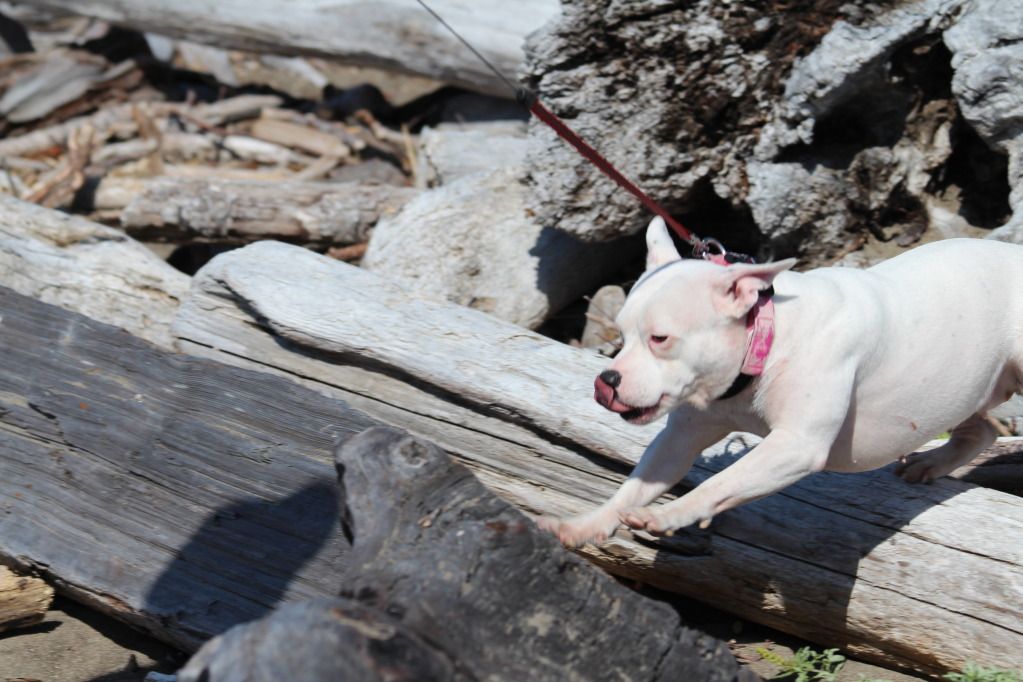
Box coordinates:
[0,285,374,651]
[90,176,417,245]
[0,566,53,633]
[0,94,281,159]
[0,193,188,348]
[172,241,1023,676]
[17,0,560,97]
[178,428,749,682]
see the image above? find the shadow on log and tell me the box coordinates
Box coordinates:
[179,427,751,682]
[0,285,372,650]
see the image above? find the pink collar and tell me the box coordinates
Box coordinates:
[741,292,775,376]
[705,253,775,376]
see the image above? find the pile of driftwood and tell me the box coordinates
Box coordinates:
[2,1,1023,680]
[0,48,417,253]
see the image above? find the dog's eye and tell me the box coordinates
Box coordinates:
[650,335,668,344]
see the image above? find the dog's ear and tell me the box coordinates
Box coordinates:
[714,258,797,318]
[645,217,682,271]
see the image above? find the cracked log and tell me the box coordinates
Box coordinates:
[0,193,189,349]
[178,428,749,682]
[0,566,53,633]
[172,240,1023,676]
[90,176,418,246]
[15,0,559,98]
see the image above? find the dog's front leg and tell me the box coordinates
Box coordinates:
[619,427,835,533]
[620,375,853,534]
[538,409,730,548]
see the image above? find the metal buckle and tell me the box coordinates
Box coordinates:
[693,238,756,264]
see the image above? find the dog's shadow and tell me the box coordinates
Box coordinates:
[634,433,1013,667]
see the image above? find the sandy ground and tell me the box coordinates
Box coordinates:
[0,598,183,682]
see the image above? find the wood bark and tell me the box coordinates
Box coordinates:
[178,599,461,682]
[0,566,53,633]
[16,0,560,98]
[90,176,418,245]
[178,428,749,682]
[0,193,189,349]
[172,240,1023,676]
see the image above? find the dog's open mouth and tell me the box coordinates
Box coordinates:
[620,402,661,424]
[594,375,663,424]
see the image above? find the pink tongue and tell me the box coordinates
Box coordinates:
[593,376,634,413]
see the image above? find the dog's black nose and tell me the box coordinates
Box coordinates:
[599,370,621,388]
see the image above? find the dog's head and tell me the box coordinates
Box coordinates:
[594,218,795,424]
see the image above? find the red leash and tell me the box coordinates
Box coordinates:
[523,93,699,248]
[413,0,752,263]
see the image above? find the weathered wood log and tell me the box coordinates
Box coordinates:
[17,0,560,98]
[178,599,459,682]
[0,285,375,651]
[89,176,418,245]
[0,193,188,348]
[0,566,53,633]
[0,94,281,159]
[179,428,749,682]
[172,240,1023,676]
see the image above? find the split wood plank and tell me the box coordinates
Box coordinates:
[172,240,1023,676]
[15,0,560,97]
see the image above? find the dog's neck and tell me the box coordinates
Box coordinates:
[717,287,775,401]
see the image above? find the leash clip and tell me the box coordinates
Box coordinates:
[694,238,756,265]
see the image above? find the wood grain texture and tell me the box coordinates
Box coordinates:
[16,0,560,97]
[172,241,1023,675]
[0,566,53,633]
[0,285,376,651]
[102,176,418,245]
[0,193,189,348]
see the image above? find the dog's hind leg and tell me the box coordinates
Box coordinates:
[895,412,996,483]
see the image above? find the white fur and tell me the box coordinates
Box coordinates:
[540,220,1023,547]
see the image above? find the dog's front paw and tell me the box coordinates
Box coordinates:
[536,512,618,549]
[618,506,671,534]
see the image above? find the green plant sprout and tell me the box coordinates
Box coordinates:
[755,646,846,681]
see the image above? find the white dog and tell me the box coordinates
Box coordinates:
[541,218,1023,547]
